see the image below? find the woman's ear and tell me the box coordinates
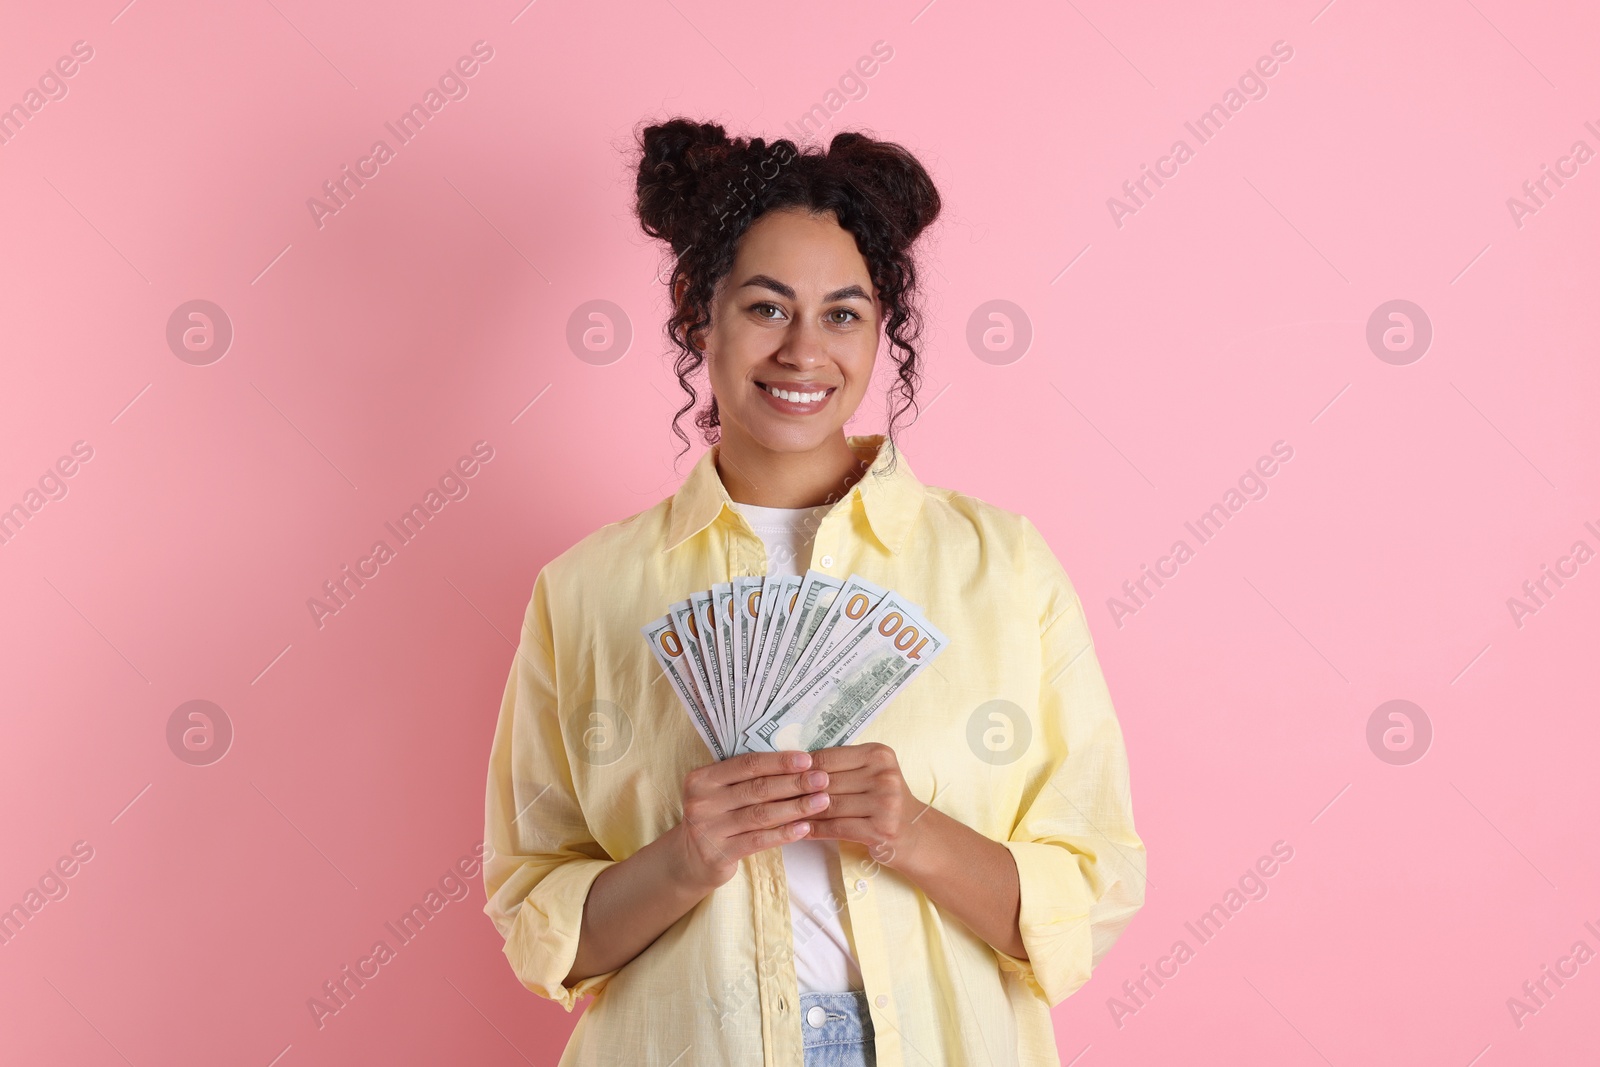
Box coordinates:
[671,275,703,352]
[679,277,712,353]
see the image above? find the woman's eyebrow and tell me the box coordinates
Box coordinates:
[738,274,872,302]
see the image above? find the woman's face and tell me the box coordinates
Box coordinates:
[697,207,881,455]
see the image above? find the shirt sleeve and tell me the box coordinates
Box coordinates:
[993,516,1148,1006]
[482,566,620,1010]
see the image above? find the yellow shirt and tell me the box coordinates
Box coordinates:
[481,434,1147,1066]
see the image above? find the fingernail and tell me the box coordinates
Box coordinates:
[794,822,810,835]
[792,752,813,769]
[806,793,829,810]
[804,771,828,789]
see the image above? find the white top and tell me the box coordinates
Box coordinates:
[730,500,864,995]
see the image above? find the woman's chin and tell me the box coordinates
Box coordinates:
[736,421,845,456]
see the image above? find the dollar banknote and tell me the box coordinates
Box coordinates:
[688,590,726,741]
[742,574,802,732]
[744,589,947,753]
[645,572,947,759]
[668,597,721,743]
[710,582,737,734]
[732,575,766,731]
[764,573,887,713]
[750,572,843,720]
[640,613,725,760]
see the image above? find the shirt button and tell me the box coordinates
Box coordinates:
[875,994,888,1009]
[855,878,868,893]
[819,554,834,567]
[806,1005,827,1028]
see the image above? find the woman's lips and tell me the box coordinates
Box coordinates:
[757,381,837,414]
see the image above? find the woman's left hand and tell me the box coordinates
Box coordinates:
[803,742,929,870]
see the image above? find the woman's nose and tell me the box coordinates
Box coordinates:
[776,321,828,368]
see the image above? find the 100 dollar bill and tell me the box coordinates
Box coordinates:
[765,573,887,713]
[641,613,726,760]
[710,582,737,734]
[745,575,825,735]
[744,590,947,753]
[749,572,841,721]
[742,574,800,734]
[731,575,765,731]
[668,598,720,744]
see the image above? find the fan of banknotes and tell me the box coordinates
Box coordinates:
[641,571,949,759]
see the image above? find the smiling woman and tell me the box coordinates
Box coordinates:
[636,119,939,489]
[481,118,1147,1067]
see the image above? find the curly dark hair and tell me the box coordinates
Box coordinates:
[631,118,942,471]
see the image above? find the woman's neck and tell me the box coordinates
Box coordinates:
[714,429,872,509]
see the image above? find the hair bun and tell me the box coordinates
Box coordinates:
[635,119,737,252]
[825,131,941,247]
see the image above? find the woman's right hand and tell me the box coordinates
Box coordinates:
[672,749,832,891]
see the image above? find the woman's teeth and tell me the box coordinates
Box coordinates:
[767,386,830,403]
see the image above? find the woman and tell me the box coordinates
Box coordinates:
[482,119,1147,1067]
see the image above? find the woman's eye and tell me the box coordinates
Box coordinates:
[749,303,859,324]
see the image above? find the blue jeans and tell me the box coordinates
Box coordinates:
[799,991,877,1067]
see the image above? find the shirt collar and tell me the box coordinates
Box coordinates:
[665,433,925,555]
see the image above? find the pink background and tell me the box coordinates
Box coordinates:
[3,0,1597,1063]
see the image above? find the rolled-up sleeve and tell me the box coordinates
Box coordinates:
[482,568,619,1010]
[995,518,1148,1006]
